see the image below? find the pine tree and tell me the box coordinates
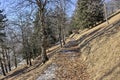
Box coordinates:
[72,0,104,29]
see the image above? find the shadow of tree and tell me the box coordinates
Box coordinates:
[60,20,120,56]
[64,20,120,51]
[1,66,28,80]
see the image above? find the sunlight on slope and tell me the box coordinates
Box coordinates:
[74,10,120,41]
[81,24,120,80]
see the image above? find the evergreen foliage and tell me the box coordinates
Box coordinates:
[72,0,104,29]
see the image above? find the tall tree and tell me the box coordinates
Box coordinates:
[36,0,49,63]
[9,11,33,66]
[4,46,11,71]
[54,0,69,47]
[1,45,8,73]
[16,0,72,63]
[72,0,104,29]
[0,10,7,76]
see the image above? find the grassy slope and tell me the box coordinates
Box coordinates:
[84,26,120,80]
[0,10,120,80]
[62,10,120,80]
[55,10,120,80]
[80,11,120,80]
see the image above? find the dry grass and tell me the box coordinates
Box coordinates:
[81,25,120,80]
[70,10,120,80]
[85,32,120,80]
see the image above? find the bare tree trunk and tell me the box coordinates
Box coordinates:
[62,28,66,45]
[26,38,32,66]
[41,28,48,63]
[32,48,36,59]
[2,48,8,73]
[29,58,32,66]
[29,52,32,66]
[25,51,29,65]
[62,0,66,45]
[13,46,17,68]
[37,0,49,64]
[58,21,63,47]
[24,48,29,65]
[29,60,32,66]
[7,49,11,71]
[0,56,6,76]
[104,2,109,24]
[22,35,30,66]
[59,29,63,47]
[5,49,11,72]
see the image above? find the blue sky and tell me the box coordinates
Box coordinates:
[0,0,111,19]
[0,0,77,18]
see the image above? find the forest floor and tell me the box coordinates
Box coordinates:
[0,10,120,80]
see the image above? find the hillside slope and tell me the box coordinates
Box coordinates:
[79,12,120,80]
[62,10,120,80]
[51,10,120,80]
[81,22,120,80]
[0,10,120,80]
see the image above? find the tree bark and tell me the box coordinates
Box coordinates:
[7,49,11,71]
[40,27,48,63]
[29,58,32,66]
[37,0,49,64]
[13,46,17,68]
[29,52,32,66]
[0,56,6,76]
[25,51,29,65]
[5,49,10,72]
[62,28,66,45]
[58,22,63,47]
[2,48,8,73]
[59,30,63,47]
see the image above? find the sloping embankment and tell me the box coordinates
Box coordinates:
[79,11,120,80]
[81,22,120,80]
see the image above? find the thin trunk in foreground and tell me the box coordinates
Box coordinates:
[37,0,49,63]
[0,56,6,76]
